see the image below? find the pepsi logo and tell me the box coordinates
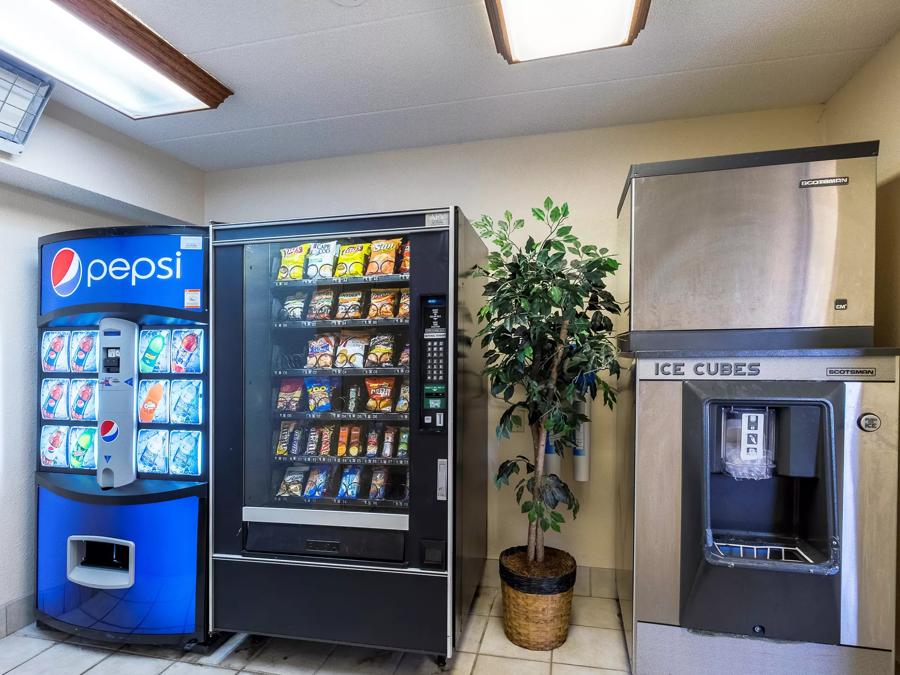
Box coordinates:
[50,248,82,297]
[99,420,119,443]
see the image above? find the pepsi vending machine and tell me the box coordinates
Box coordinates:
[35,226,209,646]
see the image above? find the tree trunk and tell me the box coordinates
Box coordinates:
[528,423,548,563]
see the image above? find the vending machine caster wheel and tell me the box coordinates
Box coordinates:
[434,655,448,669]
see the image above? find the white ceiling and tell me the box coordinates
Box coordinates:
[48,0,900,171]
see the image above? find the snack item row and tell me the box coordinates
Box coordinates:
[305,333,410,369]
[275,376,409,413]
[276,239,411,281]
[274,421,410,459]
[280,288,410,321]
[275,464,408,501]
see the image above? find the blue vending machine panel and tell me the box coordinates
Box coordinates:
[36,478,205,640]
[35,227,209,646]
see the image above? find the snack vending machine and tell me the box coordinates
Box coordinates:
[35,226,209,646]
[211,208,487,661]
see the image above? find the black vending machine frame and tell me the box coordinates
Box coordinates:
[35,225,210,646]
[210,208,487,658]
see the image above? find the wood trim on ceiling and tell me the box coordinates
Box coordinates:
[52,0,232,116]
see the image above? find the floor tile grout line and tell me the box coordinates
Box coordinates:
[0,635,55,675]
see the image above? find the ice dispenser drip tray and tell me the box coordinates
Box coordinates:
[713,538,814,564]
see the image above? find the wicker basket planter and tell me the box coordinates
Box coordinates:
[499,545,577,651]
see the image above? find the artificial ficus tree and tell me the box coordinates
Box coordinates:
[473,198,621,564]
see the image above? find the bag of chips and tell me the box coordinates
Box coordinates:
[367,288,399,319]
[366,377,395,412]
[336,425,350,456]
[382,426,397,458]
[399,240,411,274]
[365,334,395,367]
[307,289,334,321]
[366,238,402,276]
[348,426,362,456]
[319,425,336,455]
[305,377,334,411]
[337,465,362,499]
[345,384,362,413]
[397,428,410,457]
[281,292,309,320]
[366,429,380,457]
[336,333,368,368]
[335,291,364,320]
[276,379,304,411]
[304,466,331,498]
[335,242,371,277]
[396,381,410,413]
[398,343,410,367]
[275,421,295,457]
[368,467,388,499]
[306,335,336,368]
[397,289,410,319]
[277,243,310,281]
[276,466,309,496]
[307,241,339,279]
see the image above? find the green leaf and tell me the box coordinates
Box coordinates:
[549,206,561,223]
[556,225,571,236]
[532,208,546,222]
[550,287,562,305]
[544,196,553,211]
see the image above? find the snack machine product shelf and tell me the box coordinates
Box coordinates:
[273,318,409,329]
[272,273,410,289]
[273,455,409,466]
[274,367,409,377]
[274,411,409,422]
[273,495,409,509]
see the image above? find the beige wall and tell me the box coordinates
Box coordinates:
[823,30,900,184]
[0,185,136,610]
[206,105,825,567]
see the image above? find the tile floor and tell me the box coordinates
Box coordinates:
[0,569,630,675]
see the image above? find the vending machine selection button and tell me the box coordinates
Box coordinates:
[425,397,445,410]
[425,384,447,394]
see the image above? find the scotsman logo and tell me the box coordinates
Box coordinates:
[50,248,82,297]
[49,249,183,297]
[826,367,876,377]
[799,176,850,188]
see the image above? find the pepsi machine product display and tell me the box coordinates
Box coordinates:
[35,227,210,646]
[211,208,488,661]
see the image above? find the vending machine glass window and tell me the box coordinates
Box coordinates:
[243,236,414,526]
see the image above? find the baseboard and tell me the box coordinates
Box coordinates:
[1,593,35,637]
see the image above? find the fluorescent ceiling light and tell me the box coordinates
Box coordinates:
[485,0,651,64]
[0,0,231,119]
[0,55,53,155]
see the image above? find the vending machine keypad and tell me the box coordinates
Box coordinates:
[421,296,448,431]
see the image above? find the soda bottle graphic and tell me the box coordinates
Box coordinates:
[71,334,95,372]
[71,382,94,420]
[43,334,64,370]
[42,383,64,418]
[139,382,165,423]
[140,334,166,372]
[42,428,65,466]
[172,382,198,424]
[71,428,96,468]
[172,332,199,373]
[139,431,167,472]
[171,432,199,474]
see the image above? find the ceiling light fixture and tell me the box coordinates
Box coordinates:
[485,0,651,64]
[0,55,53,155]
[0,0,232,119]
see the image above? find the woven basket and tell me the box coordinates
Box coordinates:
[499,545,576,651]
